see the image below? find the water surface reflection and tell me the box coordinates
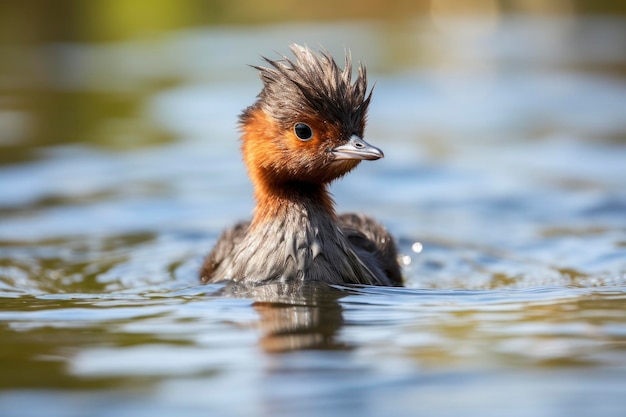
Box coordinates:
[235,282,349,352]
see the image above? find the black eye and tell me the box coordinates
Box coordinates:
[294,123,313,141]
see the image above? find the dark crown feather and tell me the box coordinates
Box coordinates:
[244,44,372,137]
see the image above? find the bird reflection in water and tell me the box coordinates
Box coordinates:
[221,281,350,352]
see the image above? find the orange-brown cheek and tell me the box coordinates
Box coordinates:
[285,131,324,164]
[240,109,286,184]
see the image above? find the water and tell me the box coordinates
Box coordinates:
[1,14,626,417]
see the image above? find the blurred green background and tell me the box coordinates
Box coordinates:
[2,0,626,43]
[1,0,625,165]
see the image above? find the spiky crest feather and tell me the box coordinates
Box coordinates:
[242,44,372,139]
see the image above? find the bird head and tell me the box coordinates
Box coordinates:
[240,44,383,189]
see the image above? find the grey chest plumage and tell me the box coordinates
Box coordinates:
[210,207,386,285]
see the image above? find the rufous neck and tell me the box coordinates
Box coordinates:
[251,181,336,227]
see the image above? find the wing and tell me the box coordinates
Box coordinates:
[338,213,403,286]
[200,221,250,283]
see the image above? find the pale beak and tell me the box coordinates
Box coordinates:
[330,135,384,161]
